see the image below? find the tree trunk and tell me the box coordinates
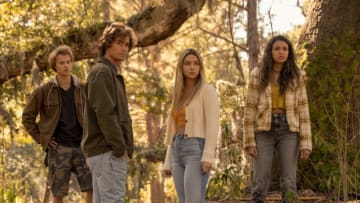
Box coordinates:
[298,0,360,196]
[0,0,206,86]
[146,99,165,203]
[247,0,259,71]
[143,45,165,203]
[299,0,360,49]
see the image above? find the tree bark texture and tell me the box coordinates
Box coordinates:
[298,0,360,193]
[299,0,360,50]
[0,0,206,86]
[299,0,360,142]
[246,0,259,71]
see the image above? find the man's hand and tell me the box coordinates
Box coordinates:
[300,149,311,160]
[47,137,57,149]
[113,151,128,160]
[245,146,258,158]
[201,162,212,174]
[120,151,128,160]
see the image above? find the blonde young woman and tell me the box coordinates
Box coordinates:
[162,49,220,203]
[244,35,312,203]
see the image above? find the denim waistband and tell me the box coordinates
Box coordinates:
[173,133,204,141]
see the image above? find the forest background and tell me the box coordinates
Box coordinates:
[0,0,359,202]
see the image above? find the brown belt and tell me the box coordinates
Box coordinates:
[272,108,285,114]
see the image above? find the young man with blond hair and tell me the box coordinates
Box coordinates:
[22,45,93,203]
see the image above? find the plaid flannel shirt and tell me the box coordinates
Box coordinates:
[244,67,312,151]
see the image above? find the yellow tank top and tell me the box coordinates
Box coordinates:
[271,83,285,109]
[171,107,186,129]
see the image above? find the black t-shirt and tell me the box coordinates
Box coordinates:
[53,82,82,146]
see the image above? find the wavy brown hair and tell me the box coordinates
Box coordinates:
[98,22,137,56]
[259,35,300,94]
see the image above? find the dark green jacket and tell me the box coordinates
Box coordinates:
[81,57,134,158]
[22,75,85,150]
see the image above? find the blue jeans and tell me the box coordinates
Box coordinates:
[252,113,299,203]
[172,135,209,203]
[86,151,127,203]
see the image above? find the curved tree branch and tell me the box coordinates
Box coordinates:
[0,0,206,85]
[197,26,248,52]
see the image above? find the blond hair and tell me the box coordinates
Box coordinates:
[48,45,73,71]
[171,48,206,110]
[98,22,137,56]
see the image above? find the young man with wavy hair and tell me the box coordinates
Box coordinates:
[81,22,137,203]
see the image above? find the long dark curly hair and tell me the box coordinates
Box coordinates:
[259,35,300,94]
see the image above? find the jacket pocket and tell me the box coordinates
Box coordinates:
[44,96,60,115]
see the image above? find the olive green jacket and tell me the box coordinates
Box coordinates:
[81,57,134,158]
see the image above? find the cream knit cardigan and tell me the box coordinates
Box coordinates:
[163,82,220,170]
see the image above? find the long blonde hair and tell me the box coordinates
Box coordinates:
[171,48,206,110]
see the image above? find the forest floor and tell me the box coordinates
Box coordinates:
[206,190,360,203]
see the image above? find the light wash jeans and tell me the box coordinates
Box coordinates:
[252,114,299,203]
[172,134,209,203]
[86,151,127,203]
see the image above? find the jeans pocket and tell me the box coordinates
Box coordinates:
[110,153,127,173]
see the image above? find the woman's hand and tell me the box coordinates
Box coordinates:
[300,149,311,160]
[245,146,258,158]
[201,162,212,174]
[162,170,172,177]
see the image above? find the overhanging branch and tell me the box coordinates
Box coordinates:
[0,0,206,86]
[197,26,248,52]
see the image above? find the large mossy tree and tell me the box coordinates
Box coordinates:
[298,0,360,200]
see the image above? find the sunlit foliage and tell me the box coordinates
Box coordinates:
[0,0,319,202]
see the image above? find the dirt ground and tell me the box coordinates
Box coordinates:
[206,190,360,203]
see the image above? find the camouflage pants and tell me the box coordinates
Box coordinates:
[48,145,92,197]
